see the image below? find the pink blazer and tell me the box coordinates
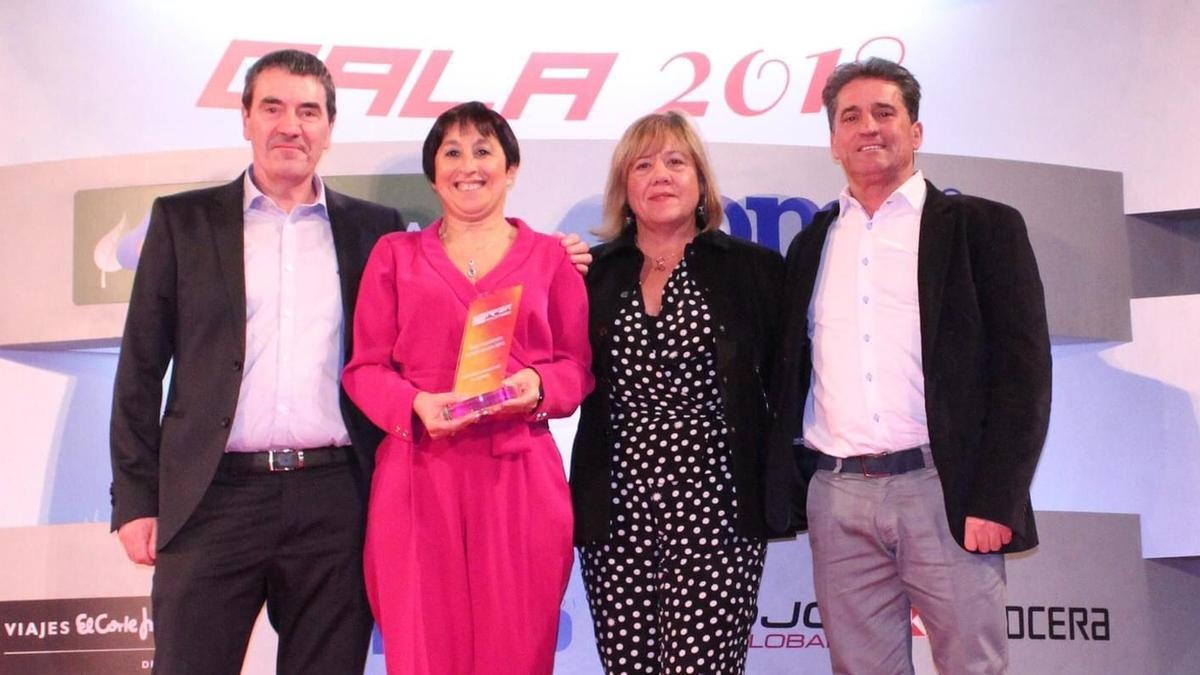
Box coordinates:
[343,218,593,456]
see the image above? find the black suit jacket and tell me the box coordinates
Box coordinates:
[570,228,785,543]
[109,175,402,548]
[766,180,1051,553]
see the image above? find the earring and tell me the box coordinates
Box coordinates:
[623,205,635,228]
[696,202,707,223]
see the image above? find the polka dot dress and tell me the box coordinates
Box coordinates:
[580,257,766,674]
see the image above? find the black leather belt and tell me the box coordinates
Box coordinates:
[220,446,351,474]
[810,445,929,477]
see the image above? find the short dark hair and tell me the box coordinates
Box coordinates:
[421,102,520,182]
[242,49,337,121]
[821,57,920,130]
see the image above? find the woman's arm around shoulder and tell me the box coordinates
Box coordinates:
[523,243,595,420]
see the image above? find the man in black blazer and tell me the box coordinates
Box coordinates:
[767,58,1051,674]
[109,50,400,673]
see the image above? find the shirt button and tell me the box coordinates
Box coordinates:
[862,296,869,304]
[862,257,869,266]
[873,413,881,422]
[866,221,874,230]
[866,373,873,382]
[863,334,871,343]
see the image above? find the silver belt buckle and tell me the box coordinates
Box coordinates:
[267,449,305,472]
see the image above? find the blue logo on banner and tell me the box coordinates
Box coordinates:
[556,610,572,651]
[554,193,838,254]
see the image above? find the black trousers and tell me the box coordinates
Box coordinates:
[150,461,373,675]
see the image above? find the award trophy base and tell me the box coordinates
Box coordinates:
[443,385,518,420]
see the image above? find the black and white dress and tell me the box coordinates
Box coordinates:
[579,258,766,674]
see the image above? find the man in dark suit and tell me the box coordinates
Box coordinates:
[109,50,399,673]
[767,58,1051,674]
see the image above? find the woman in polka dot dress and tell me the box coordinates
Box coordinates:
[570,111,786,674]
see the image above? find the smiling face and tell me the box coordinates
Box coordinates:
[430,123,517,225]
[241,67,333,191]
[625,136,701,233]
[830,77,923,197]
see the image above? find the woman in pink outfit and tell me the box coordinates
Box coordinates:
[342,101,593,674]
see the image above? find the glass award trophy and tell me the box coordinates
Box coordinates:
[444,285,524,420]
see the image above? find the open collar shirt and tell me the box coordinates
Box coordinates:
[802,170,930,457]
[225,167,351,452]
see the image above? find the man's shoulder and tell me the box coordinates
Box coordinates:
[806,203,841,233]
[325,187,403,221]
[154,177,241,209]
[931,187,1023,224]
[783,204,838,260]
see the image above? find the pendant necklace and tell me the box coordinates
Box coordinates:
[440,224,479,281]
[440,222,516,282]
[640,246,682,272]
[637,233,687,273]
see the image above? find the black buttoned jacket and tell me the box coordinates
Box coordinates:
[764,183,1052,553]
[569,227,786,543]
[109,176,402,549]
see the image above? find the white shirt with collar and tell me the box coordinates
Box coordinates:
[802,170,931,458]
[225,167,351,452]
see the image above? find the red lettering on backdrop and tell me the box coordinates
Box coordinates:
[197,40,320,109]
[856,35,906,63]
[400,51,477,118]
[800,48,841,114]
[724,50,790,116]
[324,47,421,116]
[501,53,617,120]
[197,38,907,119]
[657,52,711,116]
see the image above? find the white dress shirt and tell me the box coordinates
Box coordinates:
[802,171,930,458]
[225,168,351,452]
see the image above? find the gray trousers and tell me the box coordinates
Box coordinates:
[807,464,1008,674]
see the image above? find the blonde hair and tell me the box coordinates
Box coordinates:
[596,111,723,241]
